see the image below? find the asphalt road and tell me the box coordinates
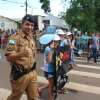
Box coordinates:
[0,49,100,100]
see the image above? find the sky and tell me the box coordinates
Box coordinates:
[0,0,70,19]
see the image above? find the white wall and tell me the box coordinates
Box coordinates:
[44,14,69,29]
[38,16,44,31]
[0,16,17,31]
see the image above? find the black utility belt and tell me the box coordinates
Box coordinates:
[11,62,36,80]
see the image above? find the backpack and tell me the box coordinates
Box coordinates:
[53,45,71,99]
[56,62,68,90]
[55,44,71,91]
[59,45,71,62]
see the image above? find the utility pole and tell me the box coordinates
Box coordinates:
[25,0,28,15]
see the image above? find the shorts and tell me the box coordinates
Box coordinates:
[44,71,55,79]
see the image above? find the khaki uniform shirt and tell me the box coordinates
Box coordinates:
[5,32,36,69]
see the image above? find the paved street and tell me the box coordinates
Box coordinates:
[0,49,100,100]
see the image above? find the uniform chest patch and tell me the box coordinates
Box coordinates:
[8,39,16,45]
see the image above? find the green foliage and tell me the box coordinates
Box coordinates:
[40,0,50,13]
[64,0,100,32]
[95,0,100,32]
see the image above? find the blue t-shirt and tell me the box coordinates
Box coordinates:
[42,46,55,73]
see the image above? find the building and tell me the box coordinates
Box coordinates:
[43,14,69,30]
[0,15,18,33]
[32,13,69,31]
[12,14,69,32]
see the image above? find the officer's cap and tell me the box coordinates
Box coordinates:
[22,14,35,24]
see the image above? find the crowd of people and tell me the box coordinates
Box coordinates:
[0,29,17,49]
[3,14,100,100]
[38,29,77,100]
[87,34,100,63]
[4,14,77,100]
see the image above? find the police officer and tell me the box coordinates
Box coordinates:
[5,14,39,100]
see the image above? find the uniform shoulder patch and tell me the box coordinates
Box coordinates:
[8,39,16,45]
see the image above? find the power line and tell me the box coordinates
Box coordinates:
[1,0,27,14]
[1,0,24,5]
[1,0,41,9]
[1,0,43,15]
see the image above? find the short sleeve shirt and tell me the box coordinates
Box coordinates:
[5,32,36,69]
[42,46,55,73]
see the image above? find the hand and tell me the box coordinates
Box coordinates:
[6,51,17,62]
[50,42,54,48]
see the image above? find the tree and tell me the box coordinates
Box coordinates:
[95,0,100,32]
[40,0,51,13]
[64,0,100,33]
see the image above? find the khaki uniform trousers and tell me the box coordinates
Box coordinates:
[7,70,39,100]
